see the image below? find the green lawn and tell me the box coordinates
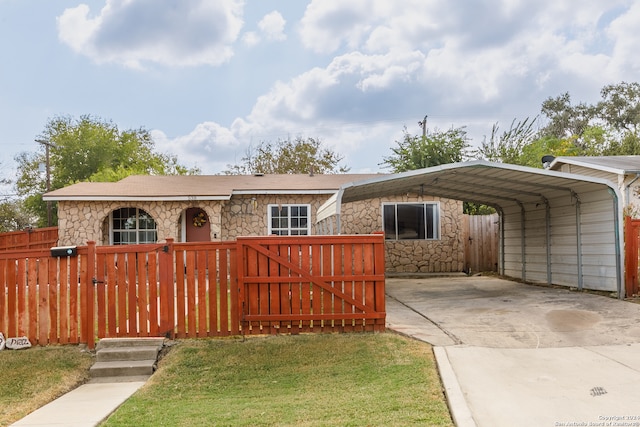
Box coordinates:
[102,333,453,427]
[0,345,94,426]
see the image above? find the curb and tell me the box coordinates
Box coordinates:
[433,346,477,427]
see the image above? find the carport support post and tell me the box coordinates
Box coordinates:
[545,198,551,285]
[519,202,526,282]
[574,192,583,291]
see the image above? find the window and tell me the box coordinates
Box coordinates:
[268,204,311,235]
[111,208,157,245]
[383,202,440,240]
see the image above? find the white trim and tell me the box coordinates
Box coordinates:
[43,195,231,202]
[549,156,640,175]
[267,203,312,236]
[232,190,338,195]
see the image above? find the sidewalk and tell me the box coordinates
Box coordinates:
[10,380,146,427]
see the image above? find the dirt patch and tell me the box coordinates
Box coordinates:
[545,309,602,332]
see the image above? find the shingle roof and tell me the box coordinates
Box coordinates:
[43,173,385,201]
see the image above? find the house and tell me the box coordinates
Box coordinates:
[548,155,640,216]
[43,173,466,273]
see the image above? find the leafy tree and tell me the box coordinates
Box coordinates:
[598,82,640,135]
[475,118,538,164]
[381,127,469,172]
[15,115,199,227]
[540,92,597,142]
[223,136,349,174]
[0,199,33,232]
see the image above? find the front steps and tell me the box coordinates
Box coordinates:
[89,337,165,383]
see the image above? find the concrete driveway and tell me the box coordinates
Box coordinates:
[385,276,640,427]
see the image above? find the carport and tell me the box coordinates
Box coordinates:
[316,160,625,296]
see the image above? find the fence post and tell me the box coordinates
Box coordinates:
[86,241,96,350]
[159,238,175,338]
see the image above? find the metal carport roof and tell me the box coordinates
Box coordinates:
[317,160,625,297]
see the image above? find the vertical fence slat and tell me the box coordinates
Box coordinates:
[38,258,49,345]
[69,254,79,344]
[148,254,159,337]
[289,244,301,335]
[300,244,312,333]
[17,260,27,337]
[105,254,117,337]
[0,260,6,337]
[29,258,40,343]
[196,250,207,337]
[58,258,69,343]
[228,246,239,335]
[175,248,186,338]
[126,253,137,337]
[48,258,58,344]
[185,251,197,338]
[137,252,149,337]
[6,258,17,338]
[96,254,106,340]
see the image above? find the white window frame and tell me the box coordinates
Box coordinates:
[267,204,311,236]
[382,202,441,240]
[110,207,158,245]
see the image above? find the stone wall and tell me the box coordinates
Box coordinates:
[220,194,333,239]
[340,195,465,273]
[56,200,223,245]
[56,193,465,273]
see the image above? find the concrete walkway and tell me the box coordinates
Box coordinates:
[386,276,640,427]
[10,380,146,427]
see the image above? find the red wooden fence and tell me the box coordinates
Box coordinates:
[624,216,640,298]
[0,227,58,251]
[0,235,386,348]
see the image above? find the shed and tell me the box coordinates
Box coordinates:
[317,160,624,296]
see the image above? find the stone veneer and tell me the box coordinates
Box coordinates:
[56,193,465,273]
[340,195,465,273]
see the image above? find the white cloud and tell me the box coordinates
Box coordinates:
[150,1,640,174]
[258,11,286,41]
[57,0,244,68]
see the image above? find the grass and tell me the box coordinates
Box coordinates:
[0,345,94,426]
[102,333,453,427]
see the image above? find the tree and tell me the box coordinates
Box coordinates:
[475,118,538,164]
[381,127,469,172]
[223,137,349,174]
[15,115,199,227]
[0,199,33,232]
[598,82,640,135]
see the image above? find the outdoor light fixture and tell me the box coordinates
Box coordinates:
[50,246,78,257]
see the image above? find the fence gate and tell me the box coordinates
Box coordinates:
[237,235,386,334]
[463,213,499,274]
[91,242,173,340]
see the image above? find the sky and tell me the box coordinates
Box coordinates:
[1,0,640,192]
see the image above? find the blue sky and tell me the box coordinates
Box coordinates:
[1,0,639,191]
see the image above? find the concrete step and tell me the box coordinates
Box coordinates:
[90,337,165,382]
[96,346,161,362]
[90,360,157,378]
[96,337,165,351]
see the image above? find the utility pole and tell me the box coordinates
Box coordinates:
[35,139,55,227]
[418,115,428,139]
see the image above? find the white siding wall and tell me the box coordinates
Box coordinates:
[501,183,619,292]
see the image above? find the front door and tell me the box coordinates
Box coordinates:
[185,208,211,242]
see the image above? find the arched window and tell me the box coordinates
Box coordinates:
[110,208,157,245]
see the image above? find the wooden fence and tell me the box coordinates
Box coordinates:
[624,216,640,297]
[0,227,58,251]
[462,214,499,274]
[0,235,386,348]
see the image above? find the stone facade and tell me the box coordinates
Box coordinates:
[56,193,465,273]
[340,194,465,273]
